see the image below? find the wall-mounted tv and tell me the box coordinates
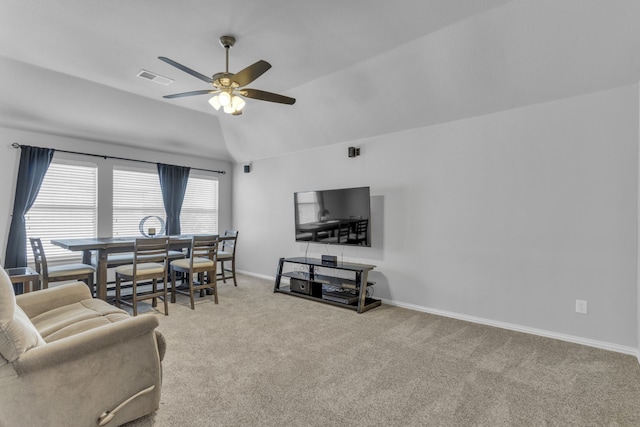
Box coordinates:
[294,186,371,246]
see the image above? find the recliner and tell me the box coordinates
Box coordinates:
[0,265,165,426]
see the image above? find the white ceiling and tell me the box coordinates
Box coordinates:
[1,0,640,163]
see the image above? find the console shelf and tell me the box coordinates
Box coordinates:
[274,257,381,313]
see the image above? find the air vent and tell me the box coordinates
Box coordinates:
[136,69,173,86]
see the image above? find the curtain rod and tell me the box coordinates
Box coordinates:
[11,142,226,175]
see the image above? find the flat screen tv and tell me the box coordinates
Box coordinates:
[294,186,371,246]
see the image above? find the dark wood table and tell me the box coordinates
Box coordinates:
[51,236,193,300]
[296,218,359,241]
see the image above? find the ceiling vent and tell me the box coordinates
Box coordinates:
[136,69,173,86]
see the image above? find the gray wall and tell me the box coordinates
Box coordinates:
[233,84,639,352]
[2,84,638,355]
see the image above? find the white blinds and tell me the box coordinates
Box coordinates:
[296,191,320,224]
[113,168,165,237]
[113,168,218,236]
[26,161,97,263]
[180,176,219,235]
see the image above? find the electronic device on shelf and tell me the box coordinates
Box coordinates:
[290,278,322,297]
[322,290,359,305]
[321,254,337,266]
[293,186,371,247]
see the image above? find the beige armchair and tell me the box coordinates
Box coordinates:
[0,266,166,427]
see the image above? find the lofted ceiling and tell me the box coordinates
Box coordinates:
[1,0,640,163]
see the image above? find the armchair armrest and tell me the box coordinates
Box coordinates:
[16,281,92,319]
[14,314,160,375]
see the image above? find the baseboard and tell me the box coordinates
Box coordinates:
[382,298,639,358]
[239,270,639,359]
[236,269,275,282]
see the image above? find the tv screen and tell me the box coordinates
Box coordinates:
[294,186,371,246]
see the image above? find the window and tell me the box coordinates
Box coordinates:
[180,176,218,234]
[26,160,97,263]
[296,191,322,224]
[113,168,218,236]
[113,168,164,236]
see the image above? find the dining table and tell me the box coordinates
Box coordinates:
[51,235,194,300]
[295,218,359,241]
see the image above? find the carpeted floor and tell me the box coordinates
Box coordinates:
[123,274,640,426]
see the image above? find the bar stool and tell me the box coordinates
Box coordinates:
[217,230,238,286]
[171,235,218,309]
[114,237,169,316]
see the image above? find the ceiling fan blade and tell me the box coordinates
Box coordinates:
[232,60,272,87]
[241,88,296,105]
[158,56,213,84]
[163,90,216,99]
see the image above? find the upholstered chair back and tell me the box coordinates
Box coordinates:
[0,266,45,364]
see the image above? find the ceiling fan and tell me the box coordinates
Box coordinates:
[159,35,295,116]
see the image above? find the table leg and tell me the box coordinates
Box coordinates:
[82,250,92,265]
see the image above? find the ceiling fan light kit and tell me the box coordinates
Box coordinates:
[159,35,295,116]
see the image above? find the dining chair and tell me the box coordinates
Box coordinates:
[96,249,186,295]
[320,224,350,244]
[170,234,218,310]
[29,237,96,293]
[217,230,238,286]
[114,237,169,316]
[97,250,186,269]
[348,219,369,246]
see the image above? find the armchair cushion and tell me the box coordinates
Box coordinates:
[30,298,131,342]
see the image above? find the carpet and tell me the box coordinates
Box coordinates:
[123,274,640,426]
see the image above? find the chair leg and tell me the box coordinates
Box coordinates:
[189,273,195,310]
[132,279,138,317]
[163,273,169,315]
[115,276,121,308]
[231,258,237,286]
[85,273,95,296]
[212,270,218,304]
[152,278,158,308]
[171,269,176,303]
[220,261,227,283]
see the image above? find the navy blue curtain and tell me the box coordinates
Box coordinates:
[157,163,190,236]
[5,146,55,268]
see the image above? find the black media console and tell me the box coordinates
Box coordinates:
[273,257,381,313]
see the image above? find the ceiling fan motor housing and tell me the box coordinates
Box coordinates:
[219,35,236,49]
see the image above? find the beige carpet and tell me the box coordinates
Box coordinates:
[123,274,640,426]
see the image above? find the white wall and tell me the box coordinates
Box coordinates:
[0,126,233,262]
[233,84,639,350]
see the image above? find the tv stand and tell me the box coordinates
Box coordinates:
[274,257,381,313]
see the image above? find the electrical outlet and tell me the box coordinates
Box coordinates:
[575,300,588,314]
